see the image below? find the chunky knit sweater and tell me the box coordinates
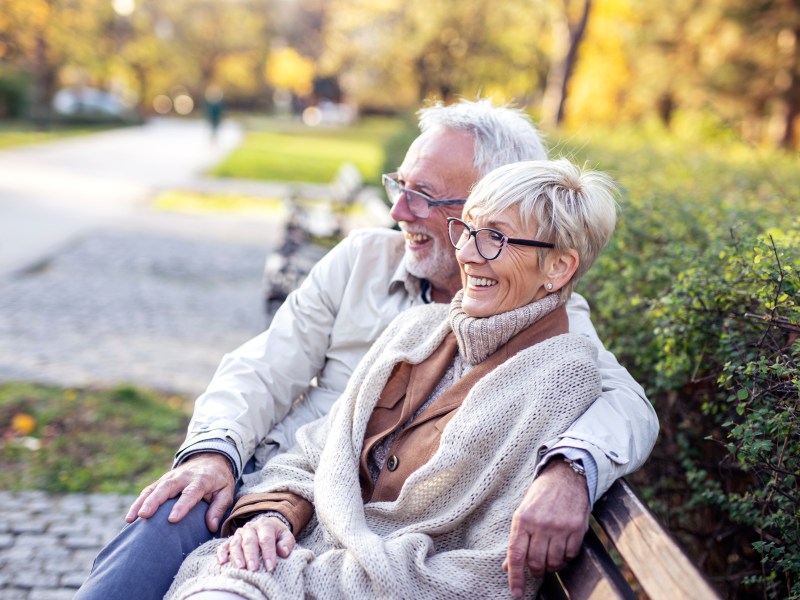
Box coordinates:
[166,301,600,600]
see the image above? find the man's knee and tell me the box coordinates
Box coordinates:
[75,498,215,600]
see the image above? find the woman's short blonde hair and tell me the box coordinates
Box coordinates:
[464,159,618,301]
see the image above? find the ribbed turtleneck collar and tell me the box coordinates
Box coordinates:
[448,290,562,365]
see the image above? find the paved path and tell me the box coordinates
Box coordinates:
[0,119,352,597]
[0,491,134,599]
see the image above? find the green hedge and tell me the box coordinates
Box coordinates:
[559,128,799,599]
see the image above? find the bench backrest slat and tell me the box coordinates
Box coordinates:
[593,480,721,600]
[542,528,637,600]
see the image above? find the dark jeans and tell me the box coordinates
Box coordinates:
[73,497,216,600]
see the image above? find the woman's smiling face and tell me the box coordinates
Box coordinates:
[456,207,552,318]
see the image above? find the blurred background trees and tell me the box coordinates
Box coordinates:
[1,0,798,148]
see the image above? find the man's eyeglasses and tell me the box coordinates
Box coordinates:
[447,217,554,261]
[382,174,466,219]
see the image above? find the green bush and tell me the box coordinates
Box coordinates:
[559,128,798,598]
[0,69,29,118]
[651,227,799,598]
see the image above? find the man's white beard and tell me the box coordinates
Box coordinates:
[405,239,460,295]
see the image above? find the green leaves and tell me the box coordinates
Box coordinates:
[563,129,799,599]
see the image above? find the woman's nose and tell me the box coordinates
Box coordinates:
[457,234,484,263]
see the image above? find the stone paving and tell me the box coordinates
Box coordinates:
[0,491,134,599]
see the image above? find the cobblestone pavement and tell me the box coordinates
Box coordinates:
[0,491,134,599]
[0,215,283,598]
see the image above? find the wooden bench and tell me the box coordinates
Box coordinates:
[540,479,720,600]
[262,162,364,316]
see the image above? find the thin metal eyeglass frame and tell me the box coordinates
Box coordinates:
[382,174,466,218]
[446,217,555,261]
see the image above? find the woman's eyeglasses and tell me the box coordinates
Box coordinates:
[382,174,466,219]
[447,217,554,261]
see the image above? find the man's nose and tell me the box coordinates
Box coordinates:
[389,192,417,222]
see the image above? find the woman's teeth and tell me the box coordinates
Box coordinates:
[468,276,497,287]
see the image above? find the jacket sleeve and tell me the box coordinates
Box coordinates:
[174,233,361,473]
[221,492,314,537]
[550,293,660,497]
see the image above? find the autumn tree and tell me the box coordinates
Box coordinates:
[321,0,549,111]
[0,0,113,127]
[540,0,592,128]
[568,0,800,148]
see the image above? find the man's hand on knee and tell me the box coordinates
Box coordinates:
[125,452,236,533]
[503,459,590,597]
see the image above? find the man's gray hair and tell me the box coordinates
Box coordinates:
[417,98,548,177]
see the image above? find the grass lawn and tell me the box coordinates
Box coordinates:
[153,189,285,216]
[211,115,413,186]
[0,120,128,149]
[0,382,189,494]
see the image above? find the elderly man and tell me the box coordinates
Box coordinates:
[77,99,657,600]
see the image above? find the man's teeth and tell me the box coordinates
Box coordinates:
[406,233,429,242]
[468,276,497,287]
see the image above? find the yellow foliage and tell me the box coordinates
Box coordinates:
[265,47,316,96]
[217,54,260,95]
[11,413,37,435]
[564,0,636,127]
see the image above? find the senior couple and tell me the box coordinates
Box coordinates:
[77,99,658,599]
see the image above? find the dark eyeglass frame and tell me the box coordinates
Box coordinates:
[382,173,466,218]
[447,217,555,261]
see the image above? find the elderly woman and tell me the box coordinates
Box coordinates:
[166,158,618,600]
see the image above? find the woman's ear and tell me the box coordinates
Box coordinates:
[546,249,579,292]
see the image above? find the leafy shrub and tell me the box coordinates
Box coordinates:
[558,128,798,598]
[650,227,799,598]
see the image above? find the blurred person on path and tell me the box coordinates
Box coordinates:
[75,99,658,600]
[205,85,224,142]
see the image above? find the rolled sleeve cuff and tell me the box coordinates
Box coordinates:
[222,492,314,537]
[174,438,242,481]
[537,447,598,507]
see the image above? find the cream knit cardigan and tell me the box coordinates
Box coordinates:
[166,303,601,600]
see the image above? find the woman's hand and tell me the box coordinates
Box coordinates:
[217,515,296,572]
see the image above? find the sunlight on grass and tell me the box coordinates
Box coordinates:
[153,189,285,216]
[0,121,126,149]
[211,116,408,185]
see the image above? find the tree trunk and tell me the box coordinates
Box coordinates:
[30,32,56,130]
[541,0,592,129]
[778,26,800,149]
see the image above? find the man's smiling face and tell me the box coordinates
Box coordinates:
[389,127,479,300]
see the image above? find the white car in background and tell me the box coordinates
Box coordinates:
[53,87,137,121]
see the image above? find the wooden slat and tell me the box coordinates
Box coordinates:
[548,527,637,600]
[593,480,721,600]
